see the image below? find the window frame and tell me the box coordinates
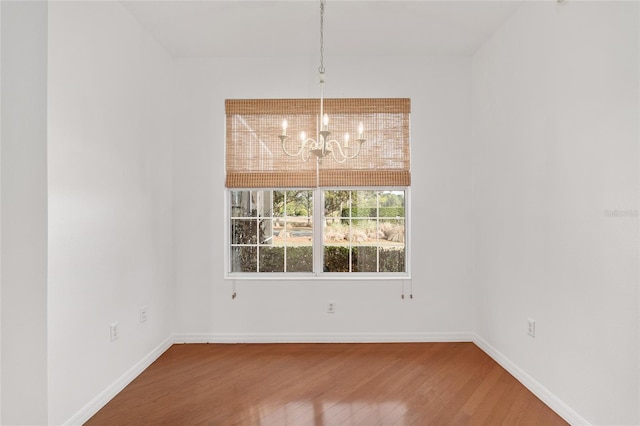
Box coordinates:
[224,187,411,280]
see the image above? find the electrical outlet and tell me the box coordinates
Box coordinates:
[140,305,147,323]
[527,318,536,338]
[110,322,119,341]
[327,301,336,314]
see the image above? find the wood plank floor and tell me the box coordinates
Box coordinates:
[86,343,568,425]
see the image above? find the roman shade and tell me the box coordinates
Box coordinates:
[225,98,410,188]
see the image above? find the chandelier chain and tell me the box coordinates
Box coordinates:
[319,0,325,74]
[279,0,366,164]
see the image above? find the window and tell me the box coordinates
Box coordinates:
[225,98,410,278]
[323,190,405,273]
[230,189,314,273]
[228,189,407,275]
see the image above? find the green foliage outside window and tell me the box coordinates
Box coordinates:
[286,246,313,272]
[323,246,406,273]
[341,207,405,219]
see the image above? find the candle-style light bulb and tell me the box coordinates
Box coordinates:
[282,119,288,136]
[344,132,350,148]
[300,131,306,141]
[358,122,364,138]
[323,113,329,129]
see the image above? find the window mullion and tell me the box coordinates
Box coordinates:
[376,191,380,273]
[283,191,287,272]
[348,191,353,273]
[313,187,323,275]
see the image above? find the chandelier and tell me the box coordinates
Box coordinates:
[279,0,365,164]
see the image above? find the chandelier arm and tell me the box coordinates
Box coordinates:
[282,136,323,160]
[280,135,318,158]
[324,139,346,164]
[326,137,365,163]
[281,136,309,158]
[302,143,310,162]
[329,150,347,164]
[306,138,320,162]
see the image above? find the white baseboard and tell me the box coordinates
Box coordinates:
[172,331,474,344]
[472,334,591,426]
[63,336,173,426]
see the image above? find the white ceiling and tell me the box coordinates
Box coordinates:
[121,1,523,58]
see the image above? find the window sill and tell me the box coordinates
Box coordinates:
[224,273,412,281]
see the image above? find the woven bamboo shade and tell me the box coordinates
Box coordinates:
[225,98,410,188]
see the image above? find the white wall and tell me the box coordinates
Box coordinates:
[472,2,639,425]
[172,56,474,340]
[0,2,49,424]
[1,4,3,422]
[47,2,175,424]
